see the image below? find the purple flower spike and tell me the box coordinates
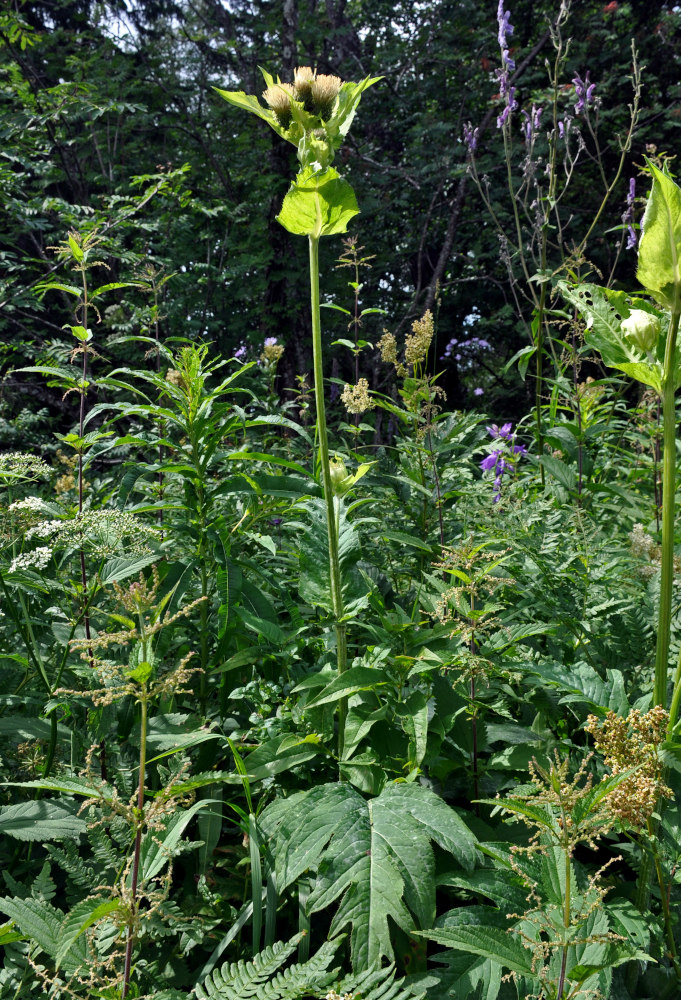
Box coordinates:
[463,122,479,152]
[573,71,595,115]
[474,387,484,396]
[481,450,502,472]
[488,422,513,439]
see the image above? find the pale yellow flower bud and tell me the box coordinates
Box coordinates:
[311,74,342,118]
[293,66,315,105]
[622,309,661,354]
[329,456,351,495]
[405,310,434,367]
[341,378,374,415]
[262,82,295,127]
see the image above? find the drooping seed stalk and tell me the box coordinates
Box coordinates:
[654,310,680,709]
[309,235,347,760]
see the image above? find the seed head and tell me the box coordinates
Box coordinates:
[341,378,374,415]
[262,82,295,127]
[405,310,434,367]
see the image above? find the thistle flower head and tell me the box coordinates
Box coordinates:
[262,82,295,127]
[293,65,315,104]
[329,456,351,495]
[311,74,342,119]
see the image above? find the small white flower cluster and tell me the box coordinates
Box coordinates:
[25,510,157,556]
[9,546,52,574]
[629,522,655,558]
[8,496,45,514]
[0,452,51,483]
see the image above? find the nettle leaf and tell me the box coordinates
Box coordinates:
[557,281,663,390]
[0,896,61,958]
[416,924,534,977]
[55,898,120,970]
[0,800,86,841]
[638,161,681,311]
[259,782,477,970]
[277,165,358,238]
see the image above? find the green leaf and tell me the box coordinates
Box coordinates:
[55,898,120,969]
[416,925,534,976]
[0,897,61,958]
[99,552,159,585]
[67,233,84,261]
[2,778,112,800]
[277,165,359,238]
[260,781,477,969]
[557,281,662,390]
[299,499,368,615]
[638,161,681,311]
[140,799,221,881]
[0,801,86,841]
[304,665,392,708]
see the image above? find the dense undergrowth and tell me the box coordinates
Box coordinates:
[2,301,681,1000]
[3,3,681,1000]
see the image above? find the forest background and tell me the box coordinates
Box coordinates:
[2,0,680,432]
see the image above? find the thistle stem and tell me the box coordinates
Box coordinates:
[654,310,680,709]
[309,235,347,761]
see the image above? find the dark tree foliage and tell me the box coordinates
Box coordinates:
[1,0,680,430]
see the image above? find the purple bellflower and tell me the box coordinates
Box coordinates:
[480,422,526,501]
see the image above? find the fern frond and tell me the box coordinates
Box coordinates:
[195,935,303,1000]
[45,841,97,890]
[334,964,425,1000]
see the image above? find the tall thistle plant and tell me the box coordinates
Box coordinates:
[559,162,681,725]
[216,67,380,755]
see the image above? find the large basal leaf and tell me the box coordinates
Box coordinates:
[259,781,477,970]
[0,800,86,841]
[638,161,681,312]
[298,499,369,615]
[277,165,358,237]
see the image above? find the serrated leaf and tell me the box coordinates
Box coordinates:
[0,896,61,957]
[56,898,120,969]
[299,499,368,614]
[416,925,534,976]
[0,800,86,841]
[304,666,392,708]
[99,552,159,585]
[260,782,477,969]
